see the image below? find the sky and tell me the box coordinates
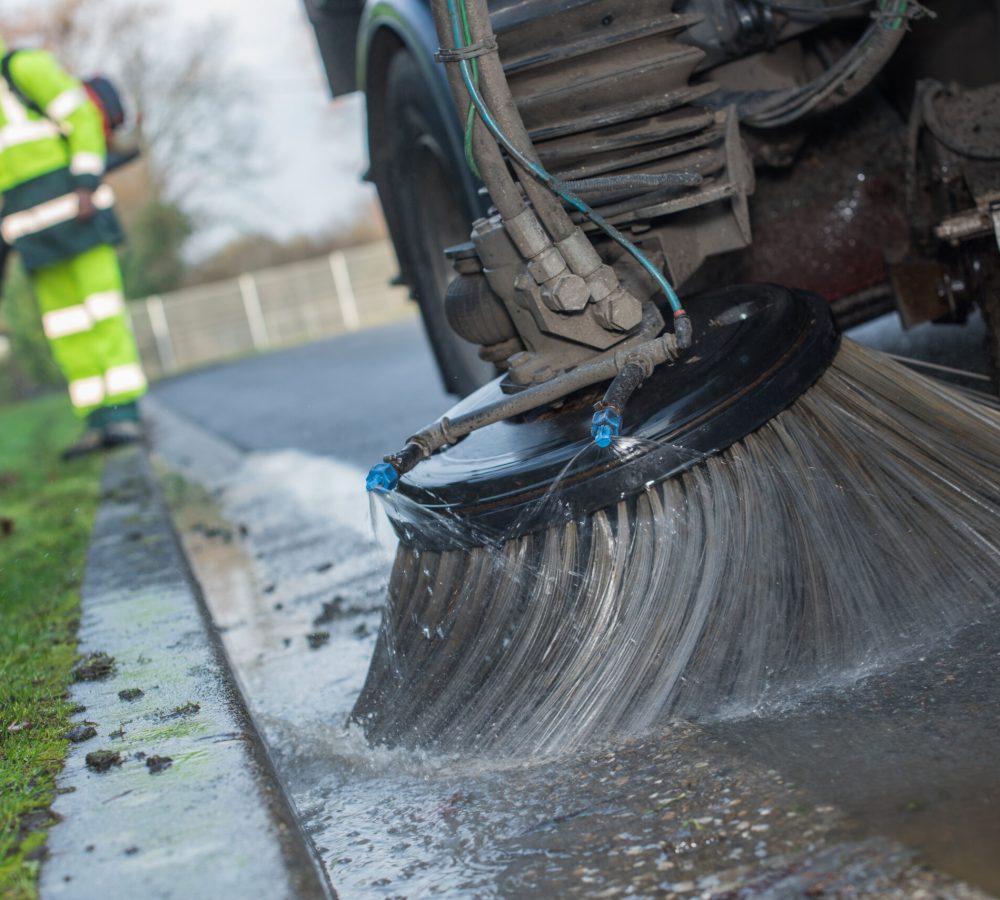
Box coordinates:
[170,0,375,251]
[5,0,376,253]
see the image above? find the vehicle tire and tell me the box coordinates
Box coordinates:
[377,50,495,397]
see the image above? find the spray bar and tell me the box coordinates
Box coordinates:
[365,331,681,493]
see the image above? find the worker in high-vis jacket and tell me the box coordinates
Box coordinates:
[0,37,146,457]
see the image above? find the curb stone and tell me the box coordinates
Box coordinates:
[40,447,335,899]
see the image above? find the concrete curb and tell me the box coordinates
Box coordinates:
[40,447,335,900]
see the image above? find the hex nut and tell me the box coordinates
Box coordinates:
[594,289,643,331]
[504,209,550,259]
[555,231,602,276]
[526,246,567,283]
[541,273,589,312]
[585,264,619,302]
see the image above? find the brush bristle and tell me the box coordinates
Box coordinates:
[353,340,1000,754]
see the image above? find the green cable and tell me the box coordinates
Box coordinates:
[459,0,481,178]
[465,106,479,177]
[884,0,908,30]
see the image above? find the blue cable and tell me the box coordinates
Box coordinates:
[444,0,689,325]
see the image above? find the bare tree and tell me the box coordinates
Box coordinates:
[5,0,259,224]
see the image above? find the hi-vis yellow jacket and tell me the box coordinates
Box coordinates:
[0,40,122,272]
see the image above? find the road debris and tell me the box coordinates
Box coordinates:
[306,631,330,650]
[85,750,123,773]
[73,652,116,682]
[65,725,97,743]
[146,755,173,774]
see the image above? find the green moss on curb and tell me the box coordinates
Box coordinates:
[0,396,102,899]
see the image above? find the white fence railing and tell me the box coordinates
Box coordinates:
[128,240,411,377]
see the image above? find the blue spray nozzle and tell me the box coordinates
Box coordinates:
[591,408,622,448]
[366,461,399,494]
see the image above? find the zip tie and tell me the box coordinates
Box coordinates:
[435,38,498,63]
[871,0,935,29]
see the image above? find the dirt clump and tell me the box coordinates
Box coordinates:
[66,725,97,743]
[161,702,200,719]
[312,595,368,626]
[146,755,173,774]
[306,631,330,649]
[73,652,116,681]
[118,688,144,702]
[85,750,123,772]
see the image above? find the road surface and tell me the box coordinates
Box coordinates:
[149,310,999,898]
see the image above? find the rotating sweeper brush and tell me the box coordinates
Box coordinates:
[357,0,1000,752]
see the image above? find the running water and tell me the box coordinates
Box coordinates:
[354,340,1000,755]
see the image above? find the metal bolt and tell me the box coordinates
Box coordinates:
[541,273,589,312]
[593,289,643,331]
[585,264,619,302]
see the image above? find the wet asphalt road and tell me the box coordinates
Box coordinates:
[152,317,453,471]
[149,308,999,897]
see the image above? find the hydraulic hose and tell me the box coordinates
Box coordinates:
[443,0,690,334]
[460,0,579,243]
[591,362,648,448]
[731,0,932,128]
[430,2,526,222]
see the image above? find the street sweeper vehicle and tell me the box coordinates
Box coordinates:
[307,0,1000,752]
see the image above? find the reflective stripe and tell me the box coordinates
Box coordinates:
[0,118,62,152]
[105,363,146,396]
[47,87,87,121]
[85,291,125,321]
[0,81,28,124]
[69,375,105,409]
[42,305,92,339]
[70,152,104,177]
[1,184,115,243]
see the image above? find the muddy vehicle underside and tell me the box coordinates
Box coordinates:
[307,0,1000,401]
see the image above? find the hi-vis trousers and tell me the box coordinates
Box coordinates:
[33,243,146,417]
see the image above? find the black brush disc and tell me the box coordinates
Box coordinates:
[383,284,839,550]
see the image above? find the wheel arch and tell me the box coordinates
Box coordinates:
[357,1,483,287]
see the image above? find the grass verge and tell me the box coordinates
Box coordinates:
[0,396,102,899]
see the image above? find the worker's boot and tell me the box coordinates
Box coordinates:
[61,409,108,460]
[102,401,144,448]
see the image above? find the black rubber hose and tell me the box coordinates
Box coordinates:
[728,0,921,128]
[565,173,703,195]
[386,441,430,477]
[599,362,647,416]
